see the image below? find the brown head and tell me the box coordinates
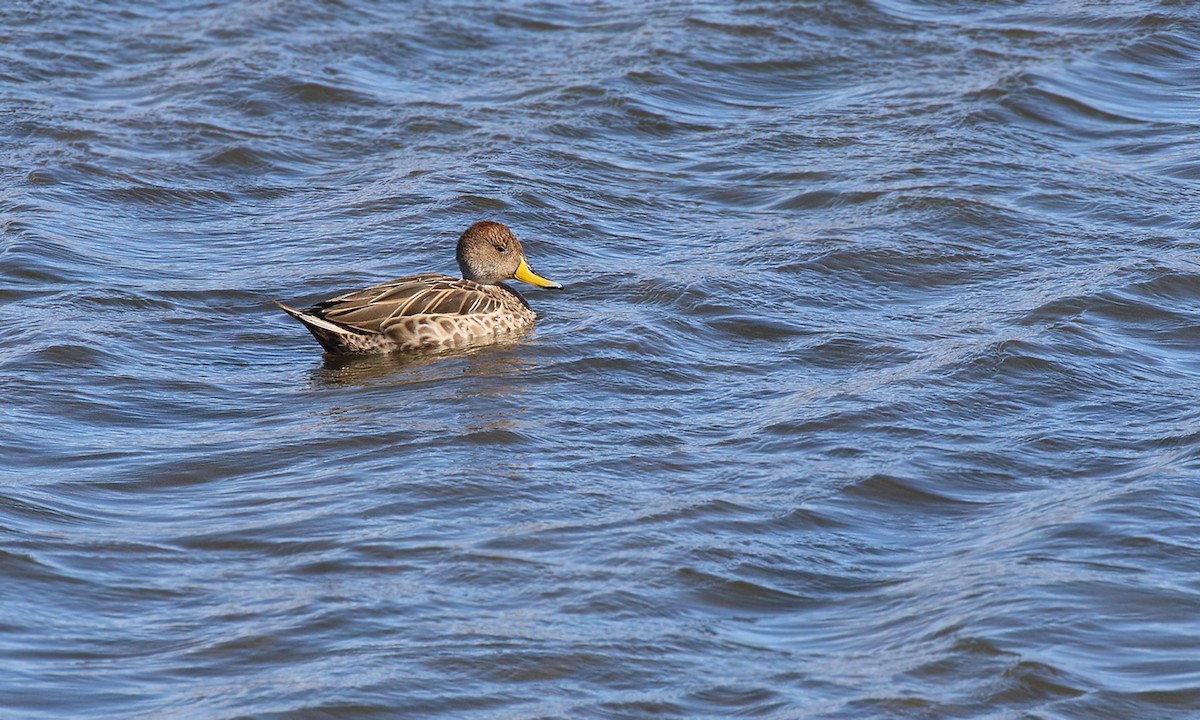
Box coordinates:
[456,220,562,289]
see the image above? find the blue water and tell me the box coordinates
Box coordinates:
[3,1,1200,718]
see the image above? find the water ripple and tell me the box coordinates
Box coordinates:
[3,1,1200,718]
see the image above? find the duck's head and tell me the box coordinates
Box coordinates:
[456,220,563,289]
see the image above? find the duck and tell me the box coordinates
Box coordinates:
[276,220,562,354]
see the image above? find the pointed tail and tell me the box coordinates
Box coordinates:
[275,300,362,354]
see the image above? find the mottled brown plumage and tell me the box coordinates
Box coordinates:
[277,221,562,354]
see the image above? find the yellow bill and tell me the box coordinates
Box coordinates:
[514,257,563,289]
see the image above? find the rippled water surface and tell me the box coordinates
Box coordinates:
[4,1,1200,717]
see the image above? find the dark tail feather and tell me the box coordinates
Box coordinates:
[275,300,358,353]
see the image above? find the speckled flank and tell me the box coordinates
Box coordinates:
[375,296,535,352]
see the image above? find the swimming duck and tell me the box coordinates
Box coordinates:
[276,221,562,354]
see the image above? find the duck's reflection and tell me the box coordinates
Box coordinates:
[310,335,532,389]
[305,339,550,482]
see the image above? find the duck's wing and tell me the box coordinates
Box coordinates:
[310,273,502,334]
[278,274,510,354]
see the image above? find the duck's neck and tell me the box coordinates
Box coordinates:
[494,282,531,310]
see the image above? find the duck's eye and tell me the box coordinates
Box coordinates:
[494,245,508,253]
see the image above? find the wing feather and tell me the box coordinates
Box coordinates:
[304,273,496,335]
